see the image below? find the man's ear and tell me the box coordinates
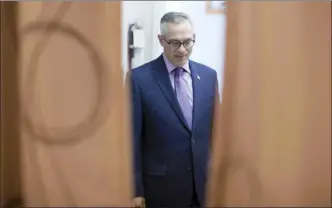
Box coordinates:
[157,34,163,46]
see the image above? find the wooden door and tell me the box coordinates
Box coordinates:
[1,2,133,207]
[1,2,22,207]
[206,2,331,207]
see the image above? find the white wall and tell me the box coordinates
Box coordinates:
[121,1,154,76]
[122,1,227,93]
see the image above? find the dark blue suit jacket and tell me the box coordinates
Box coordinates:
[127,54,218,207]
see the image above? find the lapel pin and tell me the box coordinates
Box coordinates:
[197,75,200,80]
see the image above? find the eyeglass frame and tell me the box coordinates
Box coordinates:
[161,34,196,50]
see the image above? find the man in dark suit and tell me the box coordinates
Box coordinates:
[127,12,219,208]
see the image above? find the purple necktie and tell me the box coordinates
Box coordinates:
[174,67,192,129]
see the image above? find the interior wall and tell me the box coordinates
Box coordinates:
[121,1,154,74]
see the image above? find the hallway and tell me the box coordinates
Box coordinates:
[1,1,331,207]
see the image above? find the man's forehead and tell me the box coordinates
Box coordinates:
[164,23,194,39]
[166,21,193,32]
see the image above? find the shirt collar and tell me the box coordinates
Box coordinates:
[162,53,191,74]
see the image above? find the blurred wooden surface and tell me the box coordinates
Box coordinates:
[1,2,22,207]
[1,2,133,207]
[207,1,331,207]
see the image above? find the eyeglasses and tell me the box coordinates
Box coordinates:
[163,38,196,50]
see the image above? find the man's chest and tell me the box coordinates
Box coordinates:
[168,72,193,107]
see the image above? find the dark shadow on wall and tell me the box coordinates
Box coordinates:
[0,2,23,208]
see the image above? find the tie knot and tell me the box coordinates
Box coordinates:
[173,67,183,77]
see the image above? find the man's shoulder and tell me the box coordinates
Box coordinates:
[190,60,217,76]
[126,62,153,84]
[131,61,152,74]
[130,58,157,78]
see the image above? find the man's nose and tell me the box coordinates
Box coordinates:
[177,44,186,53]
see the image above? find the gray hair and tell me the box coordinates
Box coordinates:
[160,12,193,35]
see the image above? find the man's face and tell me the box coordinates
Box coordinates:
[158,20,195,67]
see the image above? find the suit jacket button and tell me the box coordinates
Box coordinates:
[188,167,192,171]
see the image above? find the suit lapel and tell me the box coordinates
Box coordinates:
[151,55,190,131]
[190,61,205,134]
